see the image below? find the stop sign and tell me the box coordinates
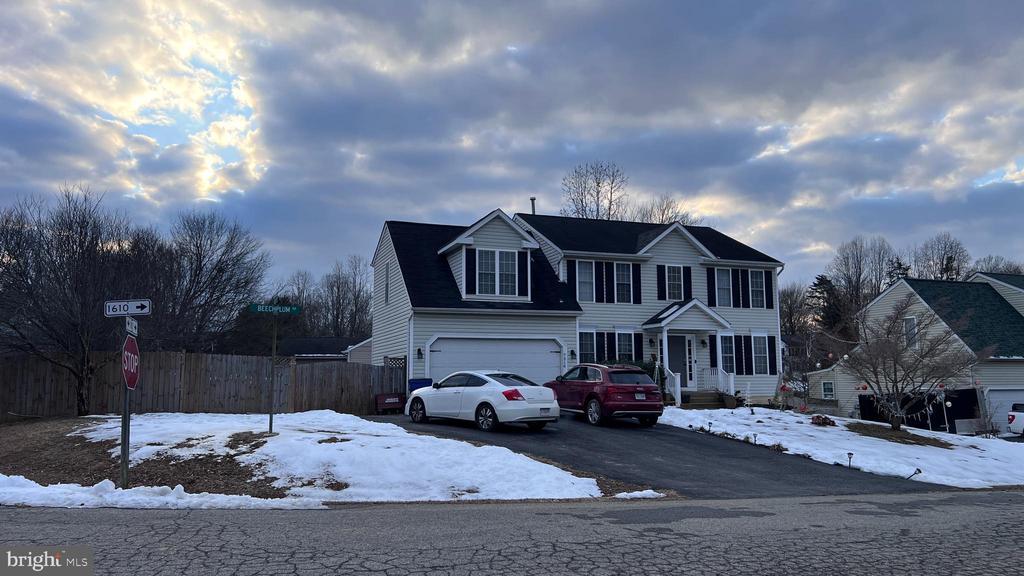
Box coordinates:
[122,335,140,390]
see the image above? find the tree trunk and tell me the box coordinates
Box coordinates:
[889,414,902,432]
[75,357,93,416]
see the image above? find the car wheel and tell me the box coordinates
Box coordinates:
[638,416,658,427]
[586,398,604,426]
[527,422,546,431]
[475,404,498,431]
[409,399,428,423]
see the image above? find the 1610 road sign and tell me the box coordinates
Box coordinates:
[122,335,140,390]
[105,299,152,317]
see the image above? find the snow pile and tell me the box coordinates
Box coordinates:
[0,474,322,509]
[72,410,600,503]
[613,490,664,499]
[660,407,1024,488]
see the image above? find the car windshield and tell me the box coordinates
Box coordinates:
[608,371,654,385]
[489,373,539,387]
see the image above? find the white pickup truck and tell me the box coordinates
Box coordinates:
[1009,403,1024,436]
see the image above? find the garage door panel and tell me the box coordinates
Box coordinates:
[985,389,1024,432]
[429,338,562,385]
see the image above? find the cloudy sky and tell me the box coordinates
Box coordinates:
[1,1,1022,283]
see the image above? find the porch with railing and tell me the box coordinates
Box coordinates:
[698,367,735,395]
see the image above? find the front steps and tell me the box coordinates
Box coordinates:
[677,390,727,410]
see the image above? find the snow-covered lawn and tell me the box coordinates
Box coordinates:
[0,410,600,508]
[661,407,1024,489]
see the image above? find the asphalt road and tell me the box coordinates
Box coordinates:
[373,413,945,499]
[2,490,1021,575]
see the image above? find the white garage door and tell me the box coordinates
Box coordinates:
[985,389,1024,433]
[428,337,563,385]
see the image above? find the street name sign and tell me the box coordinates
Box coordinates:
[248,304,302,315]
[105,299,152,317]
[122,335,140,390]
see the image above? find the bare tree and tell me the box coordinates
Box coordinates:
[345,255,372,339]
[838,293,980,431]
[971,254,1024,275]
[166,211,270,351]
[780,282,811,337]
[912,232,971,280]
[0,186,133,415]
[629,192,703,225]
[559,161,630,220]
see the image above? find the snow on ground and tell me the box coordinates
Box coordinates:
[613,490,664,499]
[0,474,323,509]
[660,407,1024,488]
[68,410,600,504]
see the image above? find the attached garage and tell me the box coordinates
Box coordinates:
[427,337,564,386]
[984,388,1024,433]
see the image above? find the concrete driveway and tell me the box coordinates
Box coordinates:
[374,413,947,499]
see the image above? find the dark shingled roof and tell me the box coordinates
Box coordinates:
[515,213,781,263]
[905,278,1024,359]
[386,221,581,313]
[640,299,697,326]
[980,272,1024,291]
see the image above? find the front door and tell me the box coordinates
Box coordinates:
[667,336,688,387]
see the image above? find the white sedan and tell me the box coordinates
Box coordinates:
[406,370,560,431]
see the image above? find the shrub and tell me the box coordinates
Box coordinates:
[810,414,837,427]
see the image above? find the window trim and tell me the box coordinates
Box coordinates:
[715,268,732,308]
[576,260,596,303]
[821,380,835,400]
[578,331,597,364]
[751,334,769,375]
[615,330,635,361]
[719,333,735,375]
[750,269,766,309]
[614,262,633,304]
[475,248,519,297]
[903,316,918,350]
[666,265,683,301]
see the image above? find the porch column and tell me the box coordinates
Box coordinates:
[662,327,679,407]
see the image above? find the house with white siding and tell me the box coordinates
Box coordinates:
[806,275,1024,433]
[370,209,785,404]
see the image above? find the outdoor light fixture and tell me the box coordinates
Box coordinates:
[570,349,577,360]
[648,337,655,347]
[701,338,707,348]
[416,348,423,360]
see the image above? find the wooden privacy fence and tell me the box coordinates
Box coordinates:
[0,352,406,422]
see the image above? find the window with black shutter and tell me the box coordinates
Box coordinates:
[706,267,717,306]
[465,248,477,294]
[517,251,529,296]
[657,265,667,300]
[631,263,642,304]
[683,266,692,301]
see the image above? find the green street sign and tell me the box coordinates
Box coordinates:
[248,304,302,315]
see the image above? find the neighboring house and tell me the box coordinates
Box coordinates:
[343,337,373,365]
[370,209,785,403]
[807,275,1024,432]
[277,336,354,363]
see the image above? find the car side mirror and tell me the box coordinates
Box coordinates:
[432,382,441,389]
[556,375,565,382]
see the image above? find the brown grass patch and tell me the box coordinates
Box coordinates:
[225,431,276,452]
[846,422,953,449]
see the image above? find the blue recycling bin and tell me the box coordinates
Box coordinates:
[408,378,433,393]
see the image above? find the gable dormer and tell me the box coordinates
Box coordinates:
[437,209,539,301]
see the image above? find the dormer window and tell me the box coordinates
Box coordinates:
[477,249,518,296]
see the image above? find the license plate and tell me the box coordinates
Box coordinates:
[635,393,646,400]
[540,408,550,414]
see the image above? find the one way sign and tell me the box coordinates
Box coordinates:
[105,299,152,317]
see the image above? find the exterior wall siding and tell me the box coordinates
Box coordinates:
[473,218,526,250]
[409,312,577,379]
[447,248,464,296]
[370,226,412,367]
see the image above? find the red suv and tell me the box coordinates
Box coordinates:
[544,364,663,426]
